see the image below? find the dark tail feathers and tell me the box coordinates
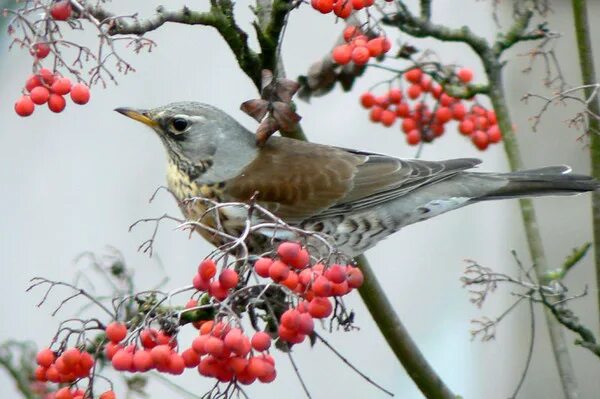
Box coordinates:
[478,166,599,201]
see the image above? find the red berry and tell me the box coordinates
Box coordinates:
[50,1,72,20]
[209,280,229,301]
[55,387,73,399]
[198,258,217,280]
[380,109,397,127]
[150,345,171,367]
[308,297,333,318]
[39,68,55,85]
[133,349,154,372]
[407,84,422,100]
[439,93,455,107]
[62,348,81,369]
[104,342,122,360]
[251,332,271,351]
[396,102,410,118]
[311,0,334,13]
[298,313,315,334]
[254,257,273,277]
[277,242,301,264]
[192,273,210,291]
[269,260,290,282]
[370,106,384,122]
[472,130,489,150]
[487,125,502,143]
[360,92,376,108]
[401,118,417,133]
[247,357,274,378]
[333,0,353,18]
[14,96,35,117]
[347,267,364,288]
[169,353,185,375]
[112,349,133,371]
[79,351,94,371]
[99,391,116,399]
[36,348,55,367]
[312,275,333,297]
[192,335,208,354]
[457,67,474,83]
[289,248,310,269]
[204,336,225,357]
[458,119,474,135]
[367,37,385,57]
[282,270,300,290]
[281,309,301,330]
[343,26,359,42]
[70,83,90,105]
[332,44,352,65]
[51,77,72,95]
[420,76,433,91]
[388,88,403,103]
[106,322,128,343]
[140,328,159,349]
[181,348,200,368]
[406,130,421,145]
[404,68,423,84]
[435,106,452,123]
[219,269,239,290]
[48,94,66,113]
[25,75,42,92]
[451,103,467,120]
[351,46,370,65]
[487,110,497,124]
[31,43,50,59]
[324,264,346,284]
[352,0,367,10]
[431,84,443,98]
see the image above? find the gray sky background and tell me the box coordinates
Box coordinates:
[1,1,599,398]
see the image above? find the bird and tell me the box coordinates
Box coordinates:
[116,101,598,257]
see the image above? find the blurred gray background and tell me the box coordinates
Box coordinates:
[1,1,599,398]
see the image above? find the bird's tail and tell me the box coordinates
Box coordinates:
[475,166,599,201]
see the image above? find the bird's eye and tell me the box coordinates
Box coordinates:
[171,118,189,132]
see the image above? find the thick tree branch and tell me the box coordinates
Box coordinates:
[571,0,600,335]
[356,255,456,399]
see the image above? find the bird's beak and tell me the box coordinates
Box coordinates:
[114,107,159,128]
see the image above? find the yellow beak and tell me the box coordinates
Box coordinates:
[114,107,159,128]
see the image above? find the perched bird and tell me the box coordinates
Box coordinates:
[116,102,598,256]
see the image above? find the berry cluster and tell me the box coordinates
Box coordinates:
[193,259,240,301]
[14,69,90,117]
[34,346,115,398]
[34,347,93,384]
[311,0,375,17]
[360,67,501,150]
[192,322,276,384]
[103,318,276,385]
[253,242,364,343]
[332,26,391,66]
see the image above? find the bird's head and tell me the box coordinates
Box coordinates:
[116,101,257,183]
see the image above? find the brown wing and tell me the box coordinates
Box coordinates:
[224,137,363,223]
[224,136,480,223]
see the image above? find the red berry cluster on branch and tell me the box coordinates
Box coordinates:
[311,0,375,17]
[360,67,501,150]
[333,26,391,66]
[34,346,114,398]
[15,69,90,117]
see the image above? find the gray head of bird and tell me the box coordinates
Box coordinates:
[115,101,258,183]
